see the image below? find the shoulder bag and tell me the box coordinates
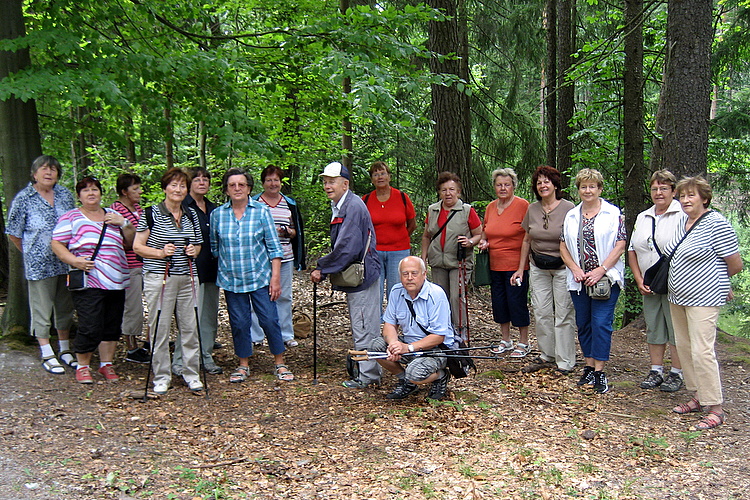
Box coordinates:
[329,231,371,287]
[643,211,709,295]
[68,222,108,291]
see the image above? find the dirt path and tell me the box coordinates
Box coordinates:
[1,277,749,499]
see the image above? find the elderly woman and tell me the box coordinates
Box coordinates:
[51,177,134,383]
[628,170,685,392]
[420,171,483,334]
[250,165,307,348]
[133,168,203,395]
[560,168,626,394]
[668,177,741,430]
[110,173,149,364]
[511,166,576,370]
[478,168,531,358]
[6,156,77,374]
[363,161,417,305]
[210,168,293,383]
[172,167,223,375]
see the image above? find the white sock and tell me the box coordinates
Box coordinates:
[78,365,90,371]
[40,344,55,358]
[58,339,70,352]
[651,365,664,374]
[100,362,112,368]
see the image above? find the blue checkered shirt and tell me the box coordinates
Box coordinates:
[210,199,284,293]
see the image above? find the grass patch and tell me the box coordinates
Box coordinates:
[477,369,506,380]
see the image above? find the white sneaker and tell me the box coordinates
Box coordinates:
[187,379,204,392]
[285,340,299,347]
[153,383,169,395]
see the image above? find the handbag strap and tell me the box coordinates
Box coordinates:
[89,222,109,262]
[577,206,586,270]
[358,230,372,264]
[430,209,459,242]
[666,210,711,259]
[650,216,662,257]
[405,299,433,336]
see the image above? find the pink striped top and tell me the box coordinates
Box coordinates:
[110,200,143,269]
[52,208,130,290]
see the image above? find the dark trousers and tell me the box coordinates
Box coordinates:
[72,288,125,353]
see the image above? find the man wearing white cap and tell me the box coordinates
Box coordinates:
[311,162,382,388]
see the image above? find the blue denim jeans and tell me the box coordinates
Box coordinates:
[250,260,294,343]
[570,284,621,361]
[379,249,411,305]
[224,287,286,358]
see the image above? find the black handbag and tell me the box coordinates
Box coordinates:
[531,251,564,270]
[67,222,108,291]
[643,211,709,295]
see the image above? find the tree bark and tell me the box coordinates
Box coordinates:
[622,0,648,326]
[544,0,557,170]
[0,0,40,333]
[658,0,713,178]
[556,0,575,190]
[428,0,473,200]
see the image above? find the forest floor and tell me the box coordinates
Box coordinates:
[1,273,749,500]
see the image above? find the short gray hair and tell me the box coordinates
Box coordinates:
[491,168,518,188]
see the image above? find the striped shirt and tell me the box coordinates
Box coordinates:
[110,200,143,269]
[52,208,130,290]
[255,194,294,262]
[210,199,284,293]
[666,210,739,307]
[136,203,202,276]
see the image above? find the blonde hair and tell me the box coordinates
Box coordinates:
[575,168,604,189]
[491,168,518,188]
[675,176,712,208]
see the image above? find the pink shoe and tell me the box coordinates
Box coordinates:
[76,367,94,384]
[98,365,119,381]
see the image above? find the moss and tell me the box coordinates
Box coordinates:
[453,390,479,402]
[477,369,506,380]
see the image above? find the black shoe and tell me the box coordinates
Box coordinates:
[593,371,609,394]
[659,372,684,392]
[125,348,150,364]
[426,370,451,401]
[213,342,224,350]
[385,379,419,399]
[639,370,664,389]
[577,366,595,386]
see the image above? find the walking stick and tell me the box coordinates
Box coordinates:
[143,254,170,402]
[347,349,502,361]
[456,245,470,346]
[312,280,318,385]
[186,239,208,398]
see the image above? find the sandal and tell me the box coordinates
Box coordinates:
[229,366,249,383]
[695,410,725,430]
[41,355,65,375]
[673,397,702,415]
[490,340,514,355]
[274,364,294,381]
[510,342,530,359]
[59,350,78,369]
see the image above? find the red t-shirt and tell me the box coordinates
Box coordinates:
[363,188,416,251]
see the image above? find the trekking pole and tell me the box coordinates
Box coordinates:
[347,349,502,362]
[456,244,470,345]
[143,251,171,402]
[312,280,319,385]
[186,239,208,398]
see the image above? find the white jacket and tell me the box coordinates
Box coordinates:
[562,199,625,292]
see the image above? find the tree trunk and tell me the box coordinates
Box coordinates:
[340,0,353,184]
[622,0,648,326]
[428,0,473,200]
[198,120,207,169]
[165,101,174,169]
[658,0,713,178]
[556,0,575,190]
[0,0,40,333]
[544,0,557,170]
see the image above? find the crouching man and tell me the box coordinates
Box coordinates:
[372,256,456,401]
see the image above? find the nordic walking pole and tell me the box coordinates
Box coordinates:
[143,251,171,402]
[186,238,208,398]
[456,244,469,345]
[312,280,318,385]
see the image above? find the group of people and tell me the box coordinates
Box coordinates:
[7,156,305,395]
[6,155,742,428]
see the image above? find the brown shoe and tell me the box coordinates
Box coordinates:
[98,365,119,381]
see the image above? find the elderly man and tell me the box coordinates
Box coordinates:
[311,162,382,388]
[372,256,455,400]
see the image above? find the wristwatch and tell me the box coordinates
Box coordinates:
[408,344,415,353]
